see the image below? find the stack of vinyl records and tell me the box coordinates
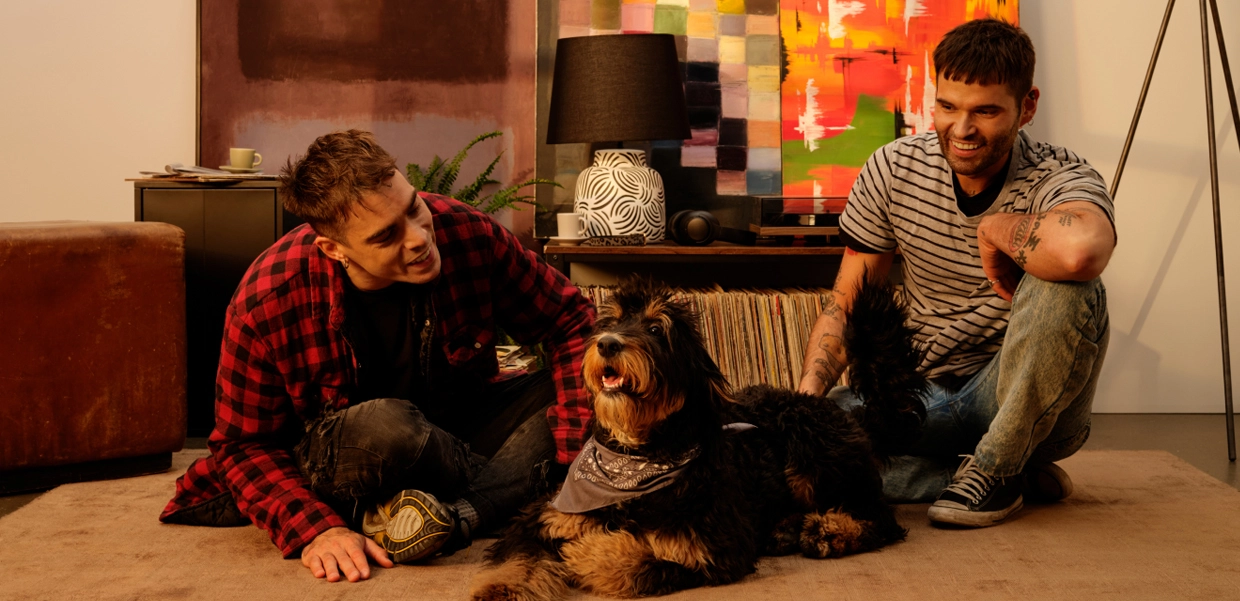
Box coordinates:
[577,286,836,390]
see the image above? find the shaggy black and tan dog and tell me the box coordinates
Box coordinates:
[471,277,926,600]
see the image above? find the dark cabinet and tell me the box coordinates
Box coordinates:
[135,181,304,436]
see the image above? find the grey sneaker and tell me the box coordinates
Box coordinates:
[362,489,456,563]
[928,455,1023,527]
[1022,462,1074,503]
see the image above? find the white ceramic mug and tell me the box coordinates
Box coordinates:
[229,148,263,169]
[556,212,584,238]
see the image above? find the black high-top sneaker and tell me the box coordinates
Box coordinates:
[362,489,456,563]
[928,455,1023,527]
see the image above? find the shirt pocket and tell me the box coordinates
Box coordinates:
[445,325,495,368]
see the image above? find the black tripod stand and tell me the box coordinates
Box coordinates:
[1111,0,1239,461]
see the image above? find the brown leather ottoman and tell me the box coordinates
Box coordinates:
[0,221,187,494]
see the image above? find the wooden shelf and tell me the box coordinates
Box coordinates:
[543,240,845,256]
[131,179,280,188]
[748,224,840,237]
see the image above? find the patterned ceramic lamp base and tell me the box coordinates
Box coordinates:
[574,149,666,243]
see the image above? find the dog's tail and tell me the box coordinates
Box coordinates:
[844,275,928,461]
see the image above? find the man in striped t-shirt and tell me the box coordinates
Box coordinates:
[799,19,1115,528]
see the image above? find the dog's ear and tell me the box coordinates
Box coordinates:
[664,300,734,409]
[707,370,734,407]
[687,343,734,415]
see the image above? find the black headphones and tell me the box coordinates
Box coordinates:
[669,210,720,246]
[668,210,756,246]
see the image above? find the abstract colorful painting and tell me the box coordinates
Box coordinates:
[558,0,783,196]
[780,0,1018,211]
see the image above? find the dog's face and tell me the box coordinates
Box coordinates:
[583,279,729,448]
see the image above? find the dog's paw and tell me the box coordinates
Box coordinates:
[799,511,868,559]
[765,514,803,555]
[469,559,569,601]
[470,583,536,601]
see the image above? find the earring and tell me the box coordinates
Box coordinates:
[340,256,351,270]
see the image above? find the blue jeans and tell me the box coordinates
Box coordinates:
[827,275,1110,502]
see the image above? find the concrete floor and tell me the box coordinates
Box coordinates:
[2,414,1236,519]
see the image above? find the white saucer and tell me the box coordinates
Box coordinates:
[548,236,587,246]
[219,165,262,173]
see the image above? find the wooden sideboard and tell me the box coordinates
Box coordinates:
[134,180,304,436]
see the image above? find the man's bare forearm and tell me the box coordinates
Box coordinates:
[798,291,850,396]
[799,247,895,395]
[979,202,1115,281]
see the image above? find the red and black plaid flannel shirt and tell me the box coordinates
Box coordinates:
[160,193,595,557]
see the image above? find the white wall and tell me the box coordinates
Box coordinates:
[1024,0,1240,413]
[2,0,1238,413]
[0,1,196,222]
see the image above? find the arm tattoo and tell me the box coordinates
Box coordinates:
[821,294,840,319]
[817,333,844,353]
[1012,213,1047,268]
[1010,216,1032,253]
[811,358,843,388]
[802,302,848,386]
[806,334,847,386]
[1058,204,1106,226]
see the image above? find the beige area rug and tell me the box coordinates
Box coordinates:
[1,450,1237,601]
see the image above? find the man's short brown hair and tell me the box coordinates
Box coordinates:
[933,19,1035,101]
[280,130,398,240]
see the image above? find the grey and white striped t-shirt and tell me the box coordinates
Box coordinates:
[839,130,1114,378]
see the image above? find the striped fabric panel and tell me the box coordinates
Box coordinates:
[839,131,1114,378]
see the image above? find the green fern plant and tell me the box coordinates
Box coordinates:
[406,131,558,214]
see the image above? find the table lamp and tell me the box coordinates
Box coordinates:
[547,34,691,242]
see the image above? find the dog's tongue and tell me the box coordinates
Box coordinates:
[602,375,624,389]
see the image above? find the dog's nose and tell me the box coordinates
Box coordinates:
[596,335,622,358]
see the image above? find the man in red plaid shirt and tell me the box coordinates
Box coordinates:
[160,130,596,582]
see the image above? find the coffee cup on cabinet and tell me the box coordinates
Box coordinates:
[228,148,263,170]
[556,212,585,239]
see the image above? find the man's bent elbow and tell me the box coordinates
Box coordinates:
[1061,244,1112,281]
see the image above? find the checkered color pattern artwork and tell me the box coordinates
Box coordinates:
[559,0,782,197]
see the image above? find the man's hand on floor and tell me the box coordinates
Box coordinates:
[301,526,394,582]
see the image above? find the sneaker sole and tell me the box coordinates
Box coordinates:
[928,496,1024,528]
[379,490,454,563]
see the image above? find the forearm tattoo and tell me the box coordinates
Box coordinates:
[804,333,847,386]
[1010,213,1047,268]
[821,294,840,319]
[803,291,848,386]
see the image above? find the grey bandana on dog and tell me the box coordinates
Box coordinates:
[551,423,757,514]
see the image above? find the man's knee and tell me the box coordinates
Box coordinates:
[1012,275,1108,338]
[1015,275,1106,309]
[340,398,433,452]
[313,398,435,502]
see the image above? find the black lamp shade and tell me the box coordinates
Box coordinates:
[547,34,692,144]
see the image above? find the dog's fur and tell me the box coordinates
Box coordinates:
[471,277,927,600]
